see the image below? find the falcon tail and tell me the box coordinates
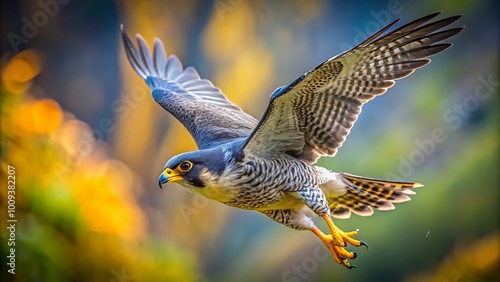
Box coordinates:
[329,172,423,219]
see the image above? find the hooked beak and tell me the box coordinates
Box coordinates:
[158,173,168,189]
[158,169,183,189]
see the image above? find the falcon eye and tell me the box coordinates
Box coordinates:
[179,161,192,172]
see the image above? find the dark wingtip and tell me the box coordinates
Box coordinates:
[120,24,127,39]
[441,14,464,26]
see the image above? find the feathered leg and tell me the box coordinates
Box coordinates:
[259,209,312,230]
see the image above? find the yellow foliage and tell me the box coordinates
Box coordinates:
[406,233,500,282]
[0,50,197,281]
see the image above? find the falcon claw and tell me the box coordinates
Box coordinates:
[313,216,367,269]
[360,240,368,249]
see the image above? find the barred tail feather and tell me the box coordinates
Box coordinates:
[329,172,423,219]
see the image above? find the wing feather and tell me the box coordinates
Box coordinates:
[242,13,463,163]
[121,26,258,149]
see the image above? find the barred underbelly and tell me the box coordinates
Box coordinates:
[221,157,320,210]
[224,187,304,211]
[223,184,283,210]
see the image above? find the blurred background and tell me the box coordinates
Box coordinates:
[1,0,498,281]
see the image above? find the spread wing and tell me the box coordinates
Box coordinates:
[121,26,258,149]
[242,12,463,163]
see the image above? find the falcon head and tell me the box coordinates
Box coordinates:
[158,150,226,189]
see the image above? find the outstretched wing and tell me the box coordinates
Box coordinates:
[121,26,258,149]
[242,12,463,163]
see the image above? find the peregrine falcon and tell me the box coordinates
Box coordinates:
[121,12,463,268]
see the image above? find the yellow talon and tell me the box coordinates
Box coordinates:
[310,215,367,269]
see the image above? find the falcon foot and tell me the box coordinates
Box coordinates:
[310,215,367,269]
